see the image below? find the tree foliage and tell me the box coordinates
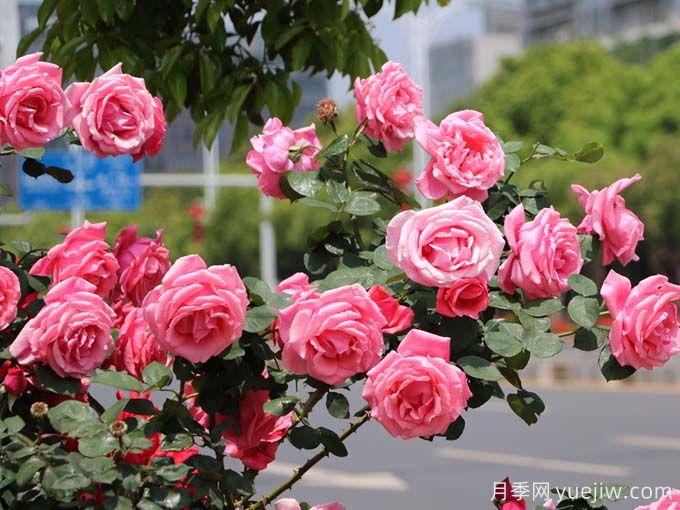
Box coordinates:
[25,0,449,150]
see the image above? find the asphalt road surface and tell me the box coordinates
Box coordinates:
[253,386,680,510]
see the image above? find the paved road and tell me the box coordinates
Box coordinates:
[252,386,680,510]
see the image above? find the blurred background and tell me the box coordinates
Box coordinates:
[2,2,680,507]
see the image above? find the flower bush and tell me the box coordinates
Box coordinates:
[0,55,677,510]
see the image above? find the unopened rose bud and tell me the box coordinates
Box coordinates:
[316,98,338,124]
[30,401,49,418]
[108,419,128,438]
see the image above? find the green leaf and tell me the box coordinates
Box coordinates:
[78,431,119,457]
[287,171,323,198]
[488,291,520,312]
[507,390,545,425]
[54,472,91,491]
[574,142,604,163]
[599,347,636,381]
[568,274,598,297]
[345,192,380,216]
[156,464,191,483]
[102,399,129,424]
[18,147,45,159]
[142,362,173,389]
[318,427,348,457]
[372,245,394,271]
[16,458,44,487]
[456,356,503,381]
[161,434,194,452]
[263,396,299,416]
[315,134,351,160]
[574,328,607,352]
[444,416,465,440]
[223,340,246,361]
[326,392,350,419]
[91,369,144,392]
[299,197,338,212]
[524,332,564,358]
[568,296,600,329]
[35,365,81,396]
[4,416,25,433]
[244,305,277,333]
[484,322,524,358]
[288,425,321,450]
[48,400,99,435]
[168,72,188,108]
[504,153,521,174]
[224,470,254,496]
[517,312,551,332]
[125,398,157,416]
[523,298,563,317]
[503,141,523,153]
[326,180,350,203]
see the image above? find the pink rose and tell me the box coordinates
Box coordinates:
[0,266,20,331]
[106,307,169,380]
[246,118,321,199]
[499,204,583,301]
[571,174,644,266]
[30,220,119,298]
[273,273,320,346]
[224,390,293,471]
[363,329,471,439]
[636,490,680,510]
[0,52,68,150]
[274,500,345,510]
[277,284,386,386]
[10,277,115,378]
[386,196,504,287]
[436,278,489,319]
[65,63,166,161]
[415,110,505,202]
[142,254,248,363]
[276,272,319,302]
[368,285,413,334]
[113,225,171,306]
[354,61,423,152]
[601,270,680,370]
[543,501,556,510]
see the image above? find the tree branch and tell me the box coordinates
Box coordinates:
[247,412,371,510]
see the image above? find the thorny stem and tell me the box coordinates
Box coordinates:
[246,412,371,510]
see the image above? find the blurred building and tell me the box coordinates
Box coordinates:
[525,0,680,45]
[428,0,523,115]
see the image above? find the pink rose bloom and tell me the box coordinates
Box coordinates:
[415,110,505,202]
[571,173,644,266]
[65,63,166,161]
[354,61,423,152]
[636,490,680,510]
[386,196,504,287]
[601,270,680,370]
[0,52,68,150]
[106,307,169,380]
[499,204,583,301]
[112,298,135,329]
[142,254,248,363]
[436,277,490,319]
[368,285,413,334]
[0,266,20,331]
[113,225,171,306]
[10,277,115,378]
[543,501,556,510]
[276,272,319,302]
[224,390,293,471]
[363,329,471,439]
[30,220,119,298]
[274,500,345,510]
[273,272,320,346]
[277,284,386,386]
[246,117,321,199]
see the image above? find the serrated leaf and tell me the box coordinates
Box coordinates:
[599,346,636,381]
[263,396,299,416]
[568,274,598,297]
[574,142,604,163]
[91,369,144,392]
[484,322,524,358]
[524,332,564,358]
[345,192,380,216]
[456,356,503,381]
[326,392,350,419]
[568,296,600,329]
[244,305,277,333]
[142,362,173,389]
[315,134,351,160]
[287,172,323,198]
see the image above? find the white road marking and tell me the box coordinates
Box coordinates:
[263,462,409,492]
[615,434,680,451]
[437,448,632,477]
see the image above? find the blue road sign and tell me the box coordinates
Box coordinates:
[18,150,141,212]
